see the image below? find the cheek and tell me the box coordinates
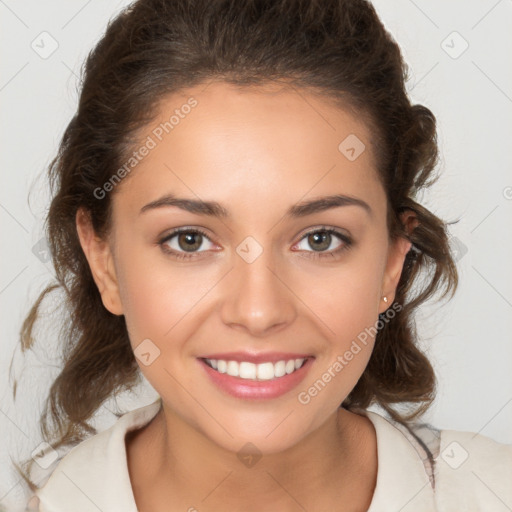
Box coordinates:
[114,247,218,347]
[297,256,384,341]
[293,249,385,401]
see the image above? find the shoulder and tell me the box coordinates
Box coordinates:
[386,411,512,508]
[363,408,512,509]
[31,399,162,512]
[434,427,512,510]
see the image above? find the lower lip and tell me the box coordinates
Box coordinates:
[198,358,314,400]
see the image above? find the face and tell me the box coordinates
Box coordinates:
[77,80,411,454]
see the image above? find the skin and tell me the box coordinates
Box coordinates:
[77,80,416,511]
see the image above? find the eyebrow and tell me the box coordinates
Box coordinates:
[140,193,372,218]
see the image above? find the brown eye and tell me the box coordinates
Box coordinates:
[307,231,332,252]
[293,227,353,259]
[158,228,216,260]
[177,232,203,252]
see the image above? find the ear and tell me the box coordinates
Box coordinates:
[379,209,418,313]
[76,207,124,315]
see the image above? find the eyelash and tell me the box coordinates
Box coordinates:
[157,226,353,261]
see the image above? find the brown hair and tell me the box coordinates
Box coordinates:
[14,0,458,490]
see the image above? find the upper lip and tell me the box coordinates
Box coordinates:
[198,352,313,364]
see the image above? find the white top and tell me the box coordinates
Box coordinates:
[29,399,512,511]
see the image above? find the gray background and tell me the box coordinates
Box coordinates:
[1,0,511,509]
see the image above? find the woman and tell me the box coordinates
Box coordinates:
[16,0,511,510]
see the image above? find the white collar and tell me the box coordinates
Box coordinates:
[36,400,436,511]
[361,409,436,511]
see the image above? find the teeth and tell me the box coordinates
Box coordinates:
[274,360,286,378]
[204,358,306,381]
[239,361,256,379]
[257,362,274,380]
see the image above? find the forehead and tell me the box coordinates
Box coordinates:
[112,81,385,222]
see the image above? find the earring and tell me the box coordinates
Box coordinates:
[383,296,388,303]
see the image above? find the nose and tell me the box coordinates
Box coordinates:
[219,241,297,337]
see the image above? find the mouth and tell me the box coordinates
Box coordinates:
[202,357,307,381]
[197,353,314,400]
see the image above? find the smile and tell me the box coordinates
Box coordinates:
[203,358,306,381]
[198,355,314,400]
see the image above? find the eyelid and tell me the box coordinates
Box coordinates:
[158,226,213,242]
[292,224,351,243]
[158,226,218,254]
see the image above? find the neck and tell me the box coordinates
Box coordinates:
[128,404,377,511]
